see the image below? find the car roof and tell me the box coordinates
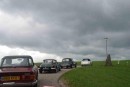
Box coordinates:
[2,55,32,59]
[82,58,91,60]
[43,59,56,60]
[63,58,72,59]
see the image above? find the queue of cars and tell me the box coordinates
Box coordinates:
[0,56,77,87]
[0,55,92,87]
[39,58,77,73]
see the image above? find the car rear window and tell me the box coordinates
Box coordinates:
[1,57,30,67]
[62,59,70,62]
[43,59,53,63]
[82,59,91,61]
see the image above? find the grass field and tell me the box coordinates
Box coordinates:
[60,60,130,87]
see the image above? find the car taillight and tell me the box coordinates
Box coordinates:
[21,73,36,81]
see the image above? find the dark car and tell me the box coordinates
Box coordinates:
[0,55,38,87]
[61,58,77,68]
[39,59,61,73]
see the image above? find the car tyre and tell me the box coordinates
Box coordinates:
[70,65,72,68]
[33,83,37,87]
[58,67,61,71]
[75,65,77,68]
[39,69,42,74]
[54,67,58,73]
[55,69,57,73]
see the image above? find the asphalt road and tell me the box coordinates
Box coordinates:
[37,69,71,87]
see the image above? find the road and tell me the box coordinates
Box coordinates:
[37,69,71,87]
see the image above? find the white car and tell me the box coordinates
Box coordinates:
[81,58,92,66]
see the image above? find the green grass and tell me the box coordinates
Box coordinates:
[60,60,130,87]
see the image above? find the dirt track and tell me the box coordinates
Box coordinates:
[38,69,71,87]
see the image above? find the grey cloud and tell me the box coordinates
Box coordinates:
[0,0,130,60]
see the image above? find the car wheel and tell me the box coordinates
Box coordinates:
[33,83,37,87]
[55,68,58,73]
[36,72,38,79]
[70,65,72,68]
[75,65,77,68]
[39,69,42,74]
[59,67,61,71]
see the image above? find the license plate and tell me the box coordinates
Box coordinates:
[1,76,20,81]
[43,67,47,69]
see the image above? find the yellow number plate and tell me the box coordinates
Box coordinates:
[2,76,20,81]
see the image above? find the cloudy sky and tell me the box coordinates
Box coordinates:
[0,0,130,62]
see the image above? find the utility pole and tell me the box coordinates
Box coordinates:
[104,37,108,57]
[104,37,112,66]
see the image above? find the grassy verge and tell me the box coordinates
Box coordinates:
[60,60,130,87]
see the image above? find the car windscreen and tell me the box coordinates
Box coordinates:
[1,57,29,67]
[62,59,70,62]
[43,59,53,63]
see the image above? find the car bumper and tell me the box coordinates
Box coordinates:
[40,67,56,71]
[61,65,70,68]
[81,63,91,66]
[0,80,37,87]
